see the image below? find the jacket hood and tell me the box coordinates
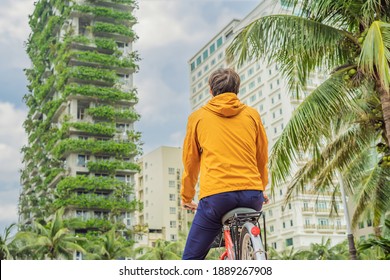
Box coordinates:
[203,92,246,117]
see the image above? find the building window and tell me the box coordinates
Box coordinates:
[77,155,89,167]
[170,207,176,214]
[283,222,286,228]
[203,49,208,60]
[290,220,293,226]
[168,168,175,174]
[170,221,177,228]
[196,56,202,66]
[305,219,311,226]
[316,201,327,210]
[170,234,177,241]
[169,180,175,187]
[211,59,216,66]
[191,62,195,71]
[216,37,223,47]
[367,219,372,227]
[318,218,329,226]
[225,30,233,40]
[270,225,274,232]
[169,194,176,201]
[272,242,277,249]
[249,81,255,90]
[269,209,273,217]
[210,43,215,54]
[77,102,89,120]
[248,68,254,76]
[358,221,365,229]
[76,210,88,221]
[286,238,293,247]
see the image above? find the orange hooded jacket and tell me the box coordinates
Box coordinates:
[181,92,268,203]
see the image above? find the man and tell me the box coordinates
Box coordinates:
[181,68,268,260]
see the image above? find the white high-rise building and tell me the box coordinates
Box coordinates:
[188,0,348,252]
[134,146,195,247]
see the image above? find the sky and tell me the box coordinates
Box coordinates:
[0,0,260,234]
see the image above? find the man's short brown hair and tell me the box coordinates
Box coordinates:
[208,68,240,96]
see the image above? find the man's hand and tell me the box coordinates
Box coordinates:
[181,200,198,211]
[263,193,270,204]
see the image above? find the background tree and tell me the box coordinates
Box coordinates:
[267,246,306,260]
[136,239,182,260]
[300,238,349,260]
[84,228,135,260]
[13,208,86,260]
[0,223,16,260]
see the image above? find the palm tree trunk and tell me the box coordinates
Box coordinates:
[376,81,390,145]
[336,170,357,260]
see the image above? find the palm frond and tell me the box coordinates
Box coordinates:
[226,15,353,95]
[270,72,356,190]
[352,164,390,227]
[359,20,390,93]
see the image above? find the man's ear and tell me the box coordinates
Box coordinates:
[209,88,213,97]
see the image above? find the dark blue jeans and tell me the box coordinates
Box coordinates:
[182,190,264,260]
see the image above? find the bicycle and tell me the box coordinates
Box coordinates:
[212,207,267,260]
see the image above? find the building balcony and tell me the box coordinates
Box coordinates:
[67,76,114,87]
[51,102,67,123]
[70,41,114,55]
[317,225,334,233]
[303,224,316,232]
[302,207,314,213]
[82,0,136,12]
[335,225,347,233]
[67,57,136,75]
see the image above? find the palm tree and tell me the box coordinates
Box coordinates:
[267,246,306,260]
[14,208,86,259]
[136,239,182,260]
[0,224,16,260]
[301,238,349,260]
[84,228,135,260]
[226,0,390,238]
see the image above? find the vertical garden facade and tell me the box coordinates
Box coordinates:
[19,0,141,236]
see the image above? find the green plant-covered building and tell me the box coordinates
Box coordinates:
[19,0,141,239]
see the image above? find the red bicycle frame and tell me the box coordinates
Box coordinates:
[219,225,235,260]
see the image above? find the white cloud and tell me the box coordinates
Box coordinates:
[0,0,34,43]
[134,0,213,51]
[0,103,27,233]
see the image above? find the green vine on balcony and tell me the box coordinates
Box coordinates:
[87,159,140,174]
[53,193,138,211]
[62,122,116,137]
[56,175,130,196]
[64,217,113,231]
[64,83,138,102]
[66,50,137,69]
[93,22,135,37]
[52,138,138,158]
[67,66,118,84]
[73,4,136,21]
[87,105,140,121]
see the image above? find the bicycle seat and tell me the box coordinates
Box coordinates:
[221,207,260,225]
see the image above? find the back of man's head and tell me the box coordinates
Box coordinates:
[208,68,240,96]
